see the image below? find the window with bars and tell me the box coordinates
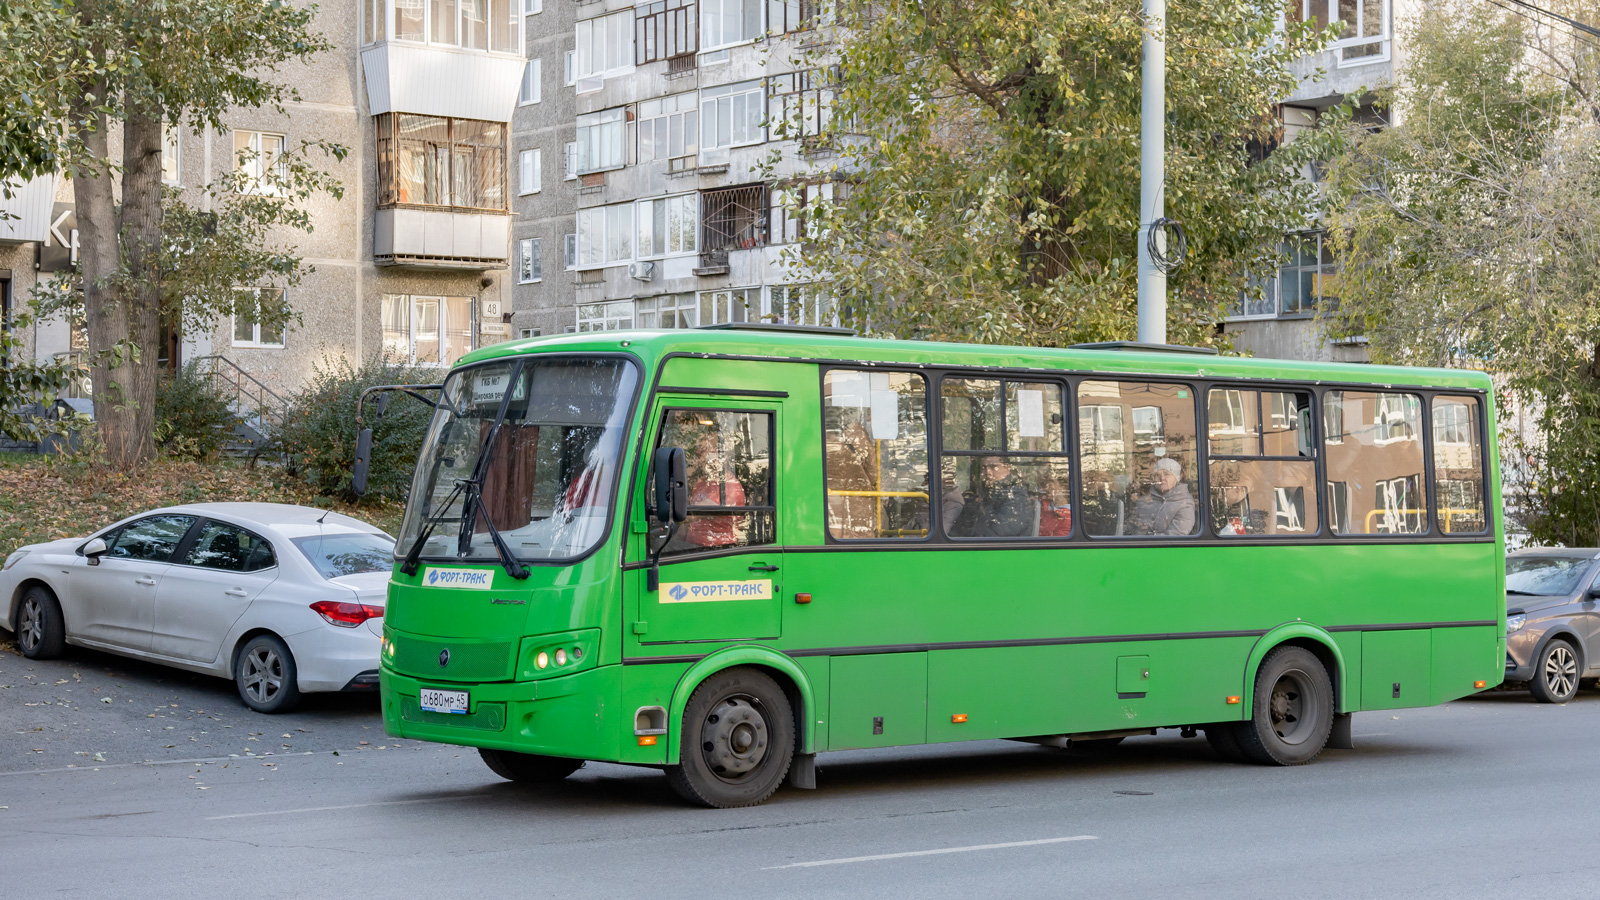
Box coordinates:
[767,67,839,142]
[635,0,696,65]
[576,107,628,174]
[376,113,507,211]
[638,91,699,170]
[701,184,769,254]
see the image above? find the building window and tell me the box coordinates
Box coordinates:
[635,293,697,328]
[636,0,696,65]
[382,294,474,365]
[365,0,387,43]
[638,91,699,170]
[564,233,577,268]
[518,327,541,339]
[232,288,288,349]
[519,58,541,104]
[768,283,832,326]
[519,148,541,194]
[574,9,635,81]
[518,237,542,282]
[701,183,768,254]
[576,299,634,331]
[1279,231,1337,316]
[1289,0,1388,62]
[771,180,847,244]
[698,287,759,324]
[636,193,698,257]
[701,0,761,49]
[575,202,635,267]
[232,131,286,194]
[387,0,519,51]
[700,81,764,155]
[766,0,829,33]
[576,107,627,174]
[161,123,182,187]
[523,0,541,13]
[767,67,839,143]
[565,49,575,85]
[563,141,578,179]
[376,113,507,211]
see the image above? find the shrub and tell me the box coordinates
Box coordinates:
[276,355,436,502]
[155,362,242,460]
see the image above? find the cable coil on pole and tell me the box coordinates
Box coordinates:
[1147,217,1187,273]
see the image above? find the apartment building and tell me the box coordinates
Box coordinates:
[1221,0,1403,363]
[0,0,527,399]
[511,0,843,335]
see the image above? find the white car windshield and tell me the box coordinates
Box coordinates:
[397,356,639,564]
[291,533,397,579]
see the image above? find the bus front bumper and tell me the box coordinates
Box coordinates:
[380,663,659,764]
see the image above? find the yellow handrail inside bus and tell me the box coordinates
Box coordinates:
[1363,507,1483,533]
[827,490,932,499]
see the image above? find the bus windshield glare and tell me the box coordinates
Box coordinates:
[397,356,638,564]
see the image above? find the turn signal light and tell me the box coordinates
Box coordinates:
[310,600,384,627]
[951,714,968,724]
[638,735,658,746]
[1474,680,1487,689]
[1226,696,1241,705]
[795,592,812,605]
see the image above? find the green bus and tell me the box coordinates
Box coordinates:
[367,326,1504,808]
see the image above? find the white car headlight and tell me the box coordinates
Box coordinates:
[1506,613,1526,634]
[2,550,28,571]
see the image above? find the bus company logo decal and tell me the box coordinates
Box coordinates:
[659,580,773,603]
[422,567,494,590]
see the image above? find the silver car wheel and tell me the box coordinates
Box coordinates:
[241,646,284,704]
[1544,644,1578,699]
[18,596,43,653]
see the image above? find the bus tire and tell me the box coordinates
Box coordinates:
[665,666,794,809]
[478,748,584,783]
[1066,736,1125,754]
[1236,646,1333,766]
[1203,724,1246,763]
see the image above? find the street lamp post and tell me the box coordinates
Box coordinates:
[1136,0,1167,345]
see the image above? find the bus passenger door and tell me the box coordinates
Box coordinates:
[633,402,783,644]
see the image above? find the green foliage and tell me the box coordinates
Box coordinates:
[153,362,240,460]
[0,308,89,444]
[774,0,1344,347]
[277,356,437,503]
[1321,0,1600,544]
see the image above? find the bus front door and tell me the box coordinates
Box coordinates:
[634,401,783,645]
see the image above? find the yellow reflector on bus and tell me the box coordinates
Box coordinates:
[951,714,968,724]
[638,735,658,746]
[1474,680,1487,689]
[1226,696,1241,705]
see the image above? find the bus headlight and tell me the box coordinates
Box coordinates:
[1506,614,1526,634]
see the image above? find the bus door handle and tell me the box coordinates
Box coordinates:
[748,564,779,572]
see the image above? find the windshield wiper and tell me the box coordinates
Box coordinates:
[398,478,468,577]
[453,359,529,581]
[1505,589,1547,596]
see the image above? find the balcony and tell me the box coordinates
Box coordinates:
[360,43,523,122]
[0,174,59,244]
[374,208,510,269]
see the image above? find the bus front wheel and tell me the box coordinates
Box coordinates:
[479,748,584,783]
[666,667,795,809]
[1234,646,1334,766]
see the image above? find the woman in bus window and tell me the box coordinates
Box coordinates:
[1130,457,1196,536]
[684,429,747,548]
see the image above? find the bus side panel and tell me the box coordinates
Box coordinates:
[1331,630,1363,710]
[1430,625,1502,704]
[828,653,927,750]
[1360,630,1432,710]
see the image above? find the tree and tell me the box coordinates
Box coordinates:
[774,0,1342,347]
[1322,0,1600,544]
[0,0,340,468]
[0,309,87,444]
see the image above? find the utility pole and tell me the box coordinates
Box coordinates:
[1136,0,1167,345]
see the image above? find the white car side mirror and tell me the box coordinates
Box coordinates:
[82,537,107,565]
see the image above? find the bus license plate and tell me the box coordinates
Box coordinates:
[420,689,468,714]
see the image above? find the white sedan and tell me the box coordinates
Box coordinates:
[1,503,394,713]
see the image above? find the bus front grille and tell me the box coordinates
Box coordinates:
[390,635,517,682]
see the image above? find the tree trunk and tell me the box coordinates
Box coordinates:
[112,108,166,467]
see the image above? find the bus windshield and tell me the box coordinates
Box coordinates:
[397,356,639,564]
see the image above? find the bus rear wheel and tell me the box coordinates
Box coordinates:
[666,667,794,809]
[1235,646,1334,766]
[479,748,584,783]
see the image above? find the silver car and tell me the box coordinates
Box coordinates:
[1,503,394,713]
[1505,548,1600,703]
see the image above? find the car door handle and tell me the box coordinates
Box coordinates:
[225,589,249,597]
[135,577,157,586]
[748,564,779,572]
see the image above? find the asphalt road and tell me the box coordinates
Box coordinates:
[3,640,1596,899]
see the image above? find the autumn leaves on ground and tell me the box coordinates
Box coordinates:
[0,456,405,558]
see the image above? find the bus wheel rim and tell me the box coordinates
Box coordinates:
[1546,646,1577,697]
[700,695,769,781]
[1268,669,1318,746]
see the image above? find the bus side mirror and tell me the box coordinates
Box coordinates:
[352,428,374,497]
[653,447,687,523]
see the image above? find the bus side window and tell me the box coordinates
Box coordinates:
[823,370,930,539]
[1077,380,1199,537]
[1324,390,1427,535]
[941,378,1070,539]
[1206,388,1318,537]
[1432,395,1487,533]
[657,409,775,554]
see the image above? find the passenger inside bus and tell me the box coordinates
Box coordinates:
[1129,457,1197,535]
[949,455,1035,538]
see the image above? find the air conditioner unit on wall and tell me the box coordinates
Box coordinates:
[629,261,656,282]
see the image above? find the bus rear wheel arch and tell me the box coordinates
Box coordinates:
[666,666,795,808]
[1232,645,1335,766]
